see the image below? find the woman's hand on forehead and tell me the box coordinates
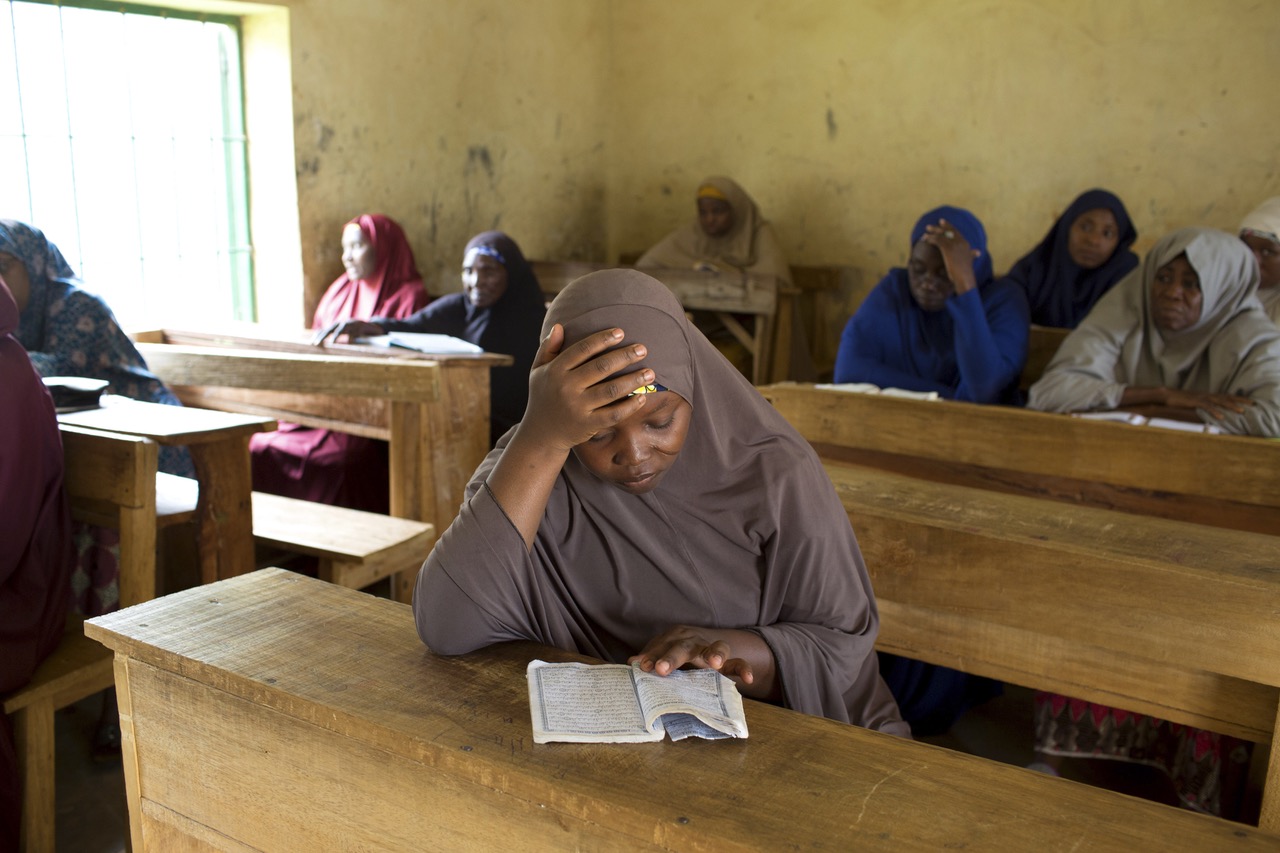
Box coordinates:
[521,324,655,452]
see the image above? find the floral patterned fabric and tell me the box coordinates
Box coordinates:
[2,220,194,615]
[1034,691,1251,817]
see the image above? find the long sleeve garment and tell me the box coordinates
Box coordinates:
[414,268,907,735]
[834,270,1029,404]
[1028,228,1280,437]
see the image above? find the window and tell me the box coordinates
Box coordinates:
[0,0,254,329]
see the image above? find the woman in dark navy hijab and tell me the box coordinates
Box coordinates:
[1001,189,1139,328]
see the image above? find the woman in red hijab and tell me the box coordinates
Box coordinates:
[250,214,429,512]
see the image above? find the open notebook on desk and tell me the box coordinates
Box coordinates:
[355,332,483,355]
[1071,410,1224,434]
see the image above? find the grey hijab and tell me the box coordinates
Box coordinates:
[1028,227,1280,436]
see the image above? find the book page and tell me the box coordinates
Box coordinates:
[633,668,748,740]
[1146,417,1223,435]
[526,661,663,743]
[1070,411,1147,425]
[355,332,484,355]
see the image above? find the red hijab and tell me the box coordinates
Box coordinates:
[311,214,429,328]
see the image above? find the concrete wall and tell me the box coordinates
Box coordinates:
[258,0,610,323]
[605,0,1280,356]
[247,0,1280,337]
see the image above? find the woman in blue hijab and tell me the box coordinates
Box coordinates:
[833,205,1029,406]
[1000,189,1139,328]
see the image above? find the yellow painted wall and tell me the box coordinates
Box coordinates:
[266,0,610,323]
[258,0,1280,337]
[605,0,1280,356]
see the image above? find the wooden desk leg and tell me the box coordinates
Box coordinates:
[188,436,255,585]
[115,655,145,853]
[389,401,432,605]
[1260,699,1280,831]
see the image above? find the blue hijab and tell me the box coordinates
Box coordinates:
[892,205,996,394]
[1001,189,1138,328]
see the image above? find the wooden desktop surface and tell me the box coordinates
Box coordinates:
[86,569,1279,851]
[59,395,275,585]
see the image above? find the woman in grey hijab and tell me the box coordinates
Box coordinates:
[1028,227,1280,437]
[415,269,906,734]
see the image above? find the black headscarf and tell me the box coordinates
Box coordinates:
[1002,189,1138,328]
[375,231,546,445]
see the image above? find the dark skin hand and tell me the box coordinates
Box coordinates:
[920,219,981,295]
[310,319,385,346]
[628,625,781,703]
[1118,386,1254,421]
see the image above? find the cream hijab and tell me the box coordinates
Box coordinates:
[636,176,792,284]
[1240,197,1280,323]
[1029,227,1280,436]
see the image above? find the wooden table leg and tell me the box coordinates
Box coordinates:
[188,436,256,584]
[1260,699,1280,831]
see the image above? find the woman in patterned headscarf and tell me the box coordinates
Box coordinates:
[0,219,190,620]
[0,220,192,477]
[414,268,906,734]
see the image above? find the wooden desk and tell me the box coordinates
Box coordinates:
[761,383,1280,827]
[532,260,783,384]
[85,569,1280,851]
[133,328,509,570]
[761,382,1280,535]
[59,395,275,586]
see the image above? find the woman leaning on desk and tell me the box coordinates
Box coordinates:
[833,205,1030,405]
[635,175,813,381]
[252,213,429,513]
[1027,226,1280,437]
[313,230,547,448]
[412,268,907,734]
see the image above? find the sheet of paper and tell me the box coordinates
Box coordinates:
[527,661,662,743]
[355,332,484,355]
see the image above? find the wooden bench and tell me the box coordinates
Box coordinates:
[3,426,161,853]
[760,383,1280,829]
[251,492,434,594]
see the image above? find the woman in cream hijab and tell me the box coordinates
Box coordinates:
[637,176,812,380]
[1028,227,1280,437]
[1239,196,1280,324]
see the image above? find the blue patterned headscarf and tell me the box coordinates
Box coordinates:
[0,219,192,475]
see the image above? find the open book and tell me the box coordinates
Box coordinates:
[526,660,748,744]
[814,382,940,401]
[1070,411,1224,434]
[354,331,483,355]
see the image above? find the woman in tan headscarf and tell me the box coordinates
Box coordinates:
[1239,196,1280,324]
[1028,227,1280,437]
[636,176,812,381]
[414,269,905,733]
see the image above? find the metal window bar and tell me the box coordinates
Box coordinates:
[0,0,254,326]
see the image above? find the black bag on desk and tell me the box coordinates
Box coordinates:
[42,376,108,413]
